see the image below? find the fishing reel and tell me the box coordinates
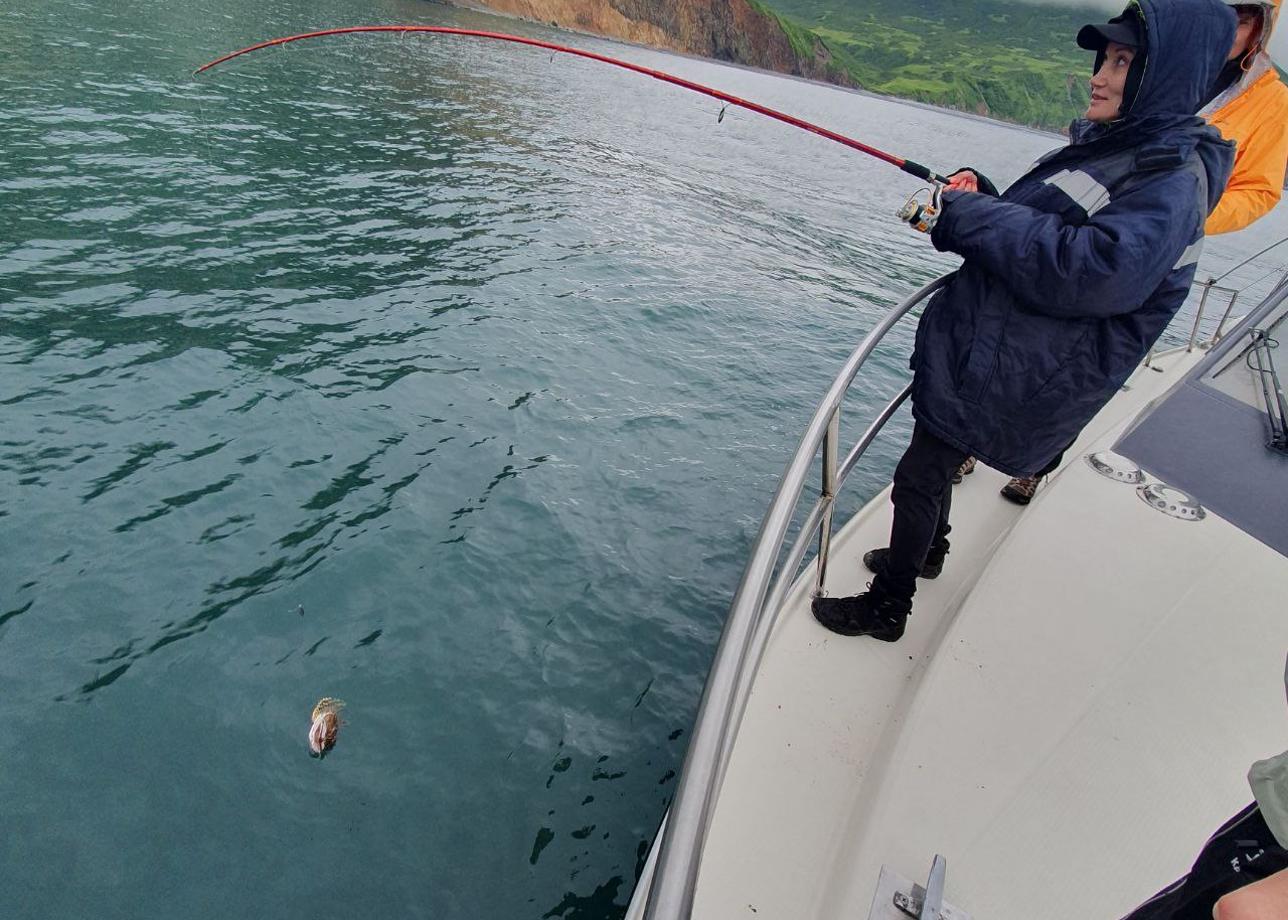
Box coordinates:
[897,185,944,234]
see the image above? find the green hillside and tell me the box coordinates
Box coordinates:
[761,0,1107,130]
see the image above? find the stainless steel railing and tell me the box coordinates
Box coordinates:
[1181,258,1288,357]
[1188,277,1243,352]
[1147,276,1245,369]
[631,273,950,920]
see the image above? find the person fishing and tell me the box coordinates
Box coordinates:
[812,0,1237,640]
[965,0,1288,506]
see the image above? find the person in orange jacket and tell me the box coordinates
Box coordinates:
[1202,0,1288,235]
[972,0,1288,504]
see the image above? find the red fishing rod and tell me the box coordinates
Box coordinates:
[195,26,951,185]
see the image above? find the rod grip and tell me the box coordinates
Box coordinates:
[902,159,950,185]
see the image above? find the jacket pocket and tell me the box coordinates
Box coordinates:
[1021,320,1095,405]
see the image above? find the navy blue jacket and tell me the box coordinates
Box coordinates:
[912,0,1236,476]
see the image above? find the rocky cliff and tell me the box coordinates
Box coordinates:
[448,0,850,87]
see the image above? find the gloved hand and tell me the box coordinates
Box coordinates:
[947,167,999,197]
[897,184,944,234]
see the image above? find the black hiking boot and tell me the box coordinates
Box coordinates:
[862,542,948,580]
[811,585,911,641]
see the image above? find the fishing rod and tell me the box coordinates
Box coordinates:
[195,26,952,185]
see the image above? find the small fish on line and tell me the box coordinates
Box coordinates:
[717,103,727,123]
[309,697,345,757]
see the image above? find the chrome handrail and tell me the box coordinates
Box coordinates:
[721,382,912,793]
[637,273,950,920]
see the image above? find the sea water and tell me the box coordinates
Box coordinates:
[2,0,1284,917]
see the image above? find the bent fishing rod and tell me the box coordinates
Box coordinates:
[195,26,952,186]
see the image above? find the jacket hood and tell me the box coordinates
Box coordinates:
[1131,0,1237,118]
[1066,0,1237,214]
[1199,0,1282,117]
[1262,0,1281,49]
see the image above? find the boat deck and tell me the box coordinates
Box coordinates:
[691,345,1288,919]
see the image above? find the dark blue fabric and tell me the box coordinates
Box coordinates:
[911,0,1236,476]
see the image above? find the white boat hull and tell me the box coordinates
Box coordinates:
[633,343,1288,919]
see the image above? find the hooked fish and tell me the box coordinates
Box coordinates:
[308,697,345,756]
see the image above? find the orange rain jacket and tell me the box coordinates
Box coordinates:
[1201,0,1288,234]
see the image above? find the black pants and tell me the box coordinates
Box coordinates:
[1036,440,1074,478]
[875,423,968,602]
[1120,803,1288,920]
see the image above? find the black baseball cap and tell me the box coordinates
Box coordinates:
[1077,11,1144,51]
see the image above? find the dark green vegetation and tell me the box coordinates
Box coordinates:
[761,0,1106,130]
[748,0,815,59]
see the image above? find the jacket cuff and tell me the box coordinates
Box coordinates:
[930,189,966,252]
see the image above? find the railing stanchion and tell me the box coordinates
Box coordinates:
[814,408,841,597]
[1188,281,1213,352]
[1213,291,1240,344]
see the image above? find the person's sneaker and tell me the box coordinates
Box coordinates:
[811,587,911,641]
[862,546,946,579]
[1000,474,1041,505]
[951,456,977,484]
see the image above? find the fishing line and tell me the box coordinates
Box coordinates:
[193,93,233,251]
[1212,234,1288,283]
[195,25,952,185]
[1237,264,1285,294]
